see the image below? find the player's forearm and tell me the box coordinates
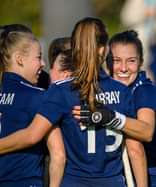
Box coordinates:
[0,115,52,154]
[123,118,153,142]
[127,142,148,187]
[0,128,34,154]
[46,127,66,187]
[132,161,148,187]
[73,105,154,142]
[49,155,66,187]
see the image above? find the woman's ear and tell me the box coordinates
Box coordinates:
[139,60,143,70]
[104,45,109,58]
[13,51,24,67]
[98,46,105,56]
[62,70,72,79]
[99,45,109,58]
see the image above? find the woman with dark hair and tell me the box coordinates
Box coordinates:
[106,30,156,187]
[48,37,72,83]
[48,37,71,67]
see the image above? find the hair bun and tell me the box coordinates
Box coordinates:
[127,30,138,38]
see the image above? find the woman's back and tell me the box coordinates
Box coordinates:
[38,70,134,178]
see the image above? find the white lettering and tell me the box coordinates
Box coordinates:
[0,93,15,105]
[96,91,120,104]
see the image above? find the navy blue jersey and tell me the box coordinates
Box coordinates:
[38,70,135,178]
[129,71,156,111]
[0,72,45,182]
[129,71,156,169]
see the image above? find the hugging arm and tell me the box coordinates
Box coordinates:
[0,114,52,154]
[72,105,154,142]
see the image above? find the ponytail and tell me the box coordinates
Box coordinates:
[72,17,108,111]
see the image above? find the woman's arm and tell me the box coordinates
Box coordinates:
[0,114,52,154]
[123,107,155,142]
[125,107,155,187]
[126,138,148,187]
[72,106,154,142]
[46,127,66,187]
[122,117,153,142]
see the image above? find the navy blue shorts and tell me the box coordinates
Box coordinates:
[0,177,43,187]
[60,174,126,187]
[149,175,156,187]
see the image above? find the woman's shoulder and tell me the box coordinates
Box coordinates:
[99,68,129,90]
[130,71,155,93]
[100,75,129,91]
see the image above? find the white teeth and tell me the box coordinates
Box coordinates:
[37,70,41,75]
[118,74,129,78]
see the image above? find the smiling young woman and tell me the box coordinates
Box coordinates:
[107,30,156,187]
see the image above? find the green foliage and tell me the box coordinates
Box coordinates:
[92,0,125,36]
[0,0,125,37]
[0,0,41,36]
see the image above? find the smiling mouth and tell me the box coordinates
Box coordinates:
[117,73,130,78]
[38,69,42,75]
[36,68,43,77]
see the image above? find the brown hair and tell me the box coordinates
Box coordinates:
[71,17,108,111]
[48,37,71,68]
[55,50,75,73]
[107,30,144,76]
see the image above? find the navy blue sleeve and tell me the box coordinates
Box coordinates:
[125,89,136,118]
[37,84,68,126]
[121,86,136,118]
[133,84,156,111]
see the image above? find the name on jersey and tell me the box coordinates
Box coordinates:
[0,93,15,105]
[96,91,120,104]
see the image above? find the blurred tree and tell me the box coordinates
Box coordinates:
[0,0,125,37]
[41,0,94,41]
[92,0,125,35]
[0,0,41,36]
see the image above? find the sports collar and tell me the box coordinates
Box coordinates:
[2,72,33,85]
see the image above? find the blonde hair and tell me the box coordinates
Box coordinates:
[71,17,108,110]
[0,25,37,81]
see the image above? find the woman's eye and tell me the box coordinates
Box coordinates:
[127,59,137,64]
[113,59,121,64]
